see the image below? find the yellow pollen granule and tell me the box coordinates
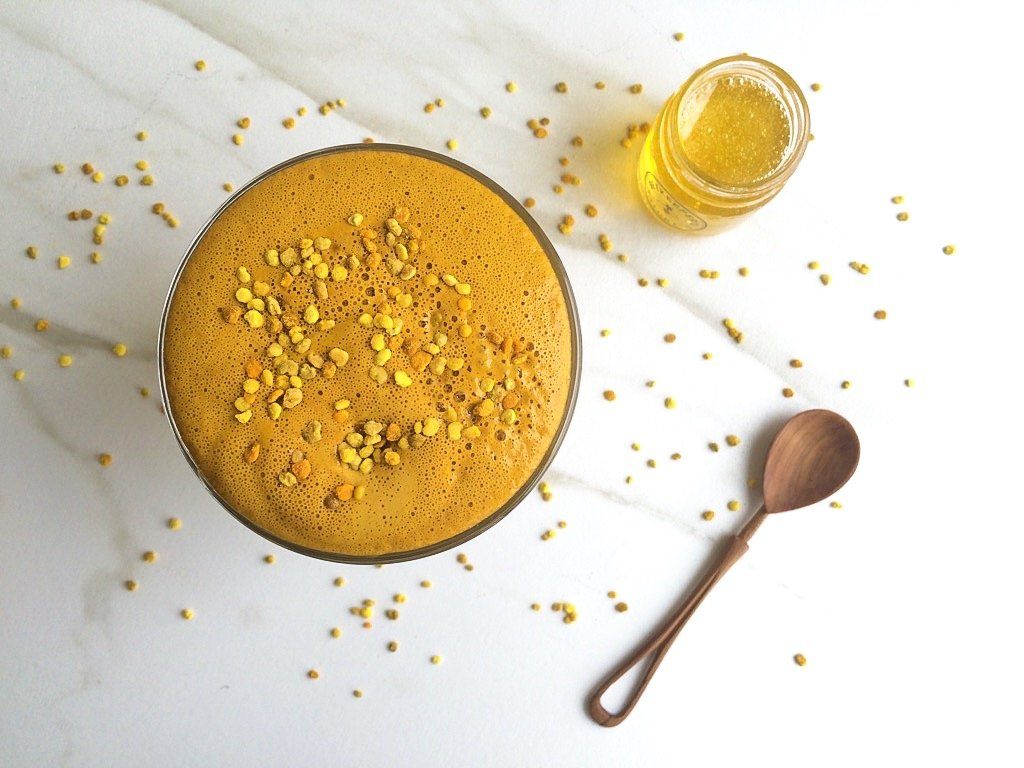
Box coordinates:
[58,354,73,368]
[505,81,517,92]
[194,60,206,71]
[112,343,127,357]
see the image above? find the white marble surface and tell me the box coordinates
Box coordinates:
[2,1,1022,766]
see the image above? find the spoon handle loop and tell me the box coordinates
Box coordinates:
[587,533,753,727]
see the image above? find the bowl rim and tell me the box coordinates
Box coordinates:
[157,142,582,564]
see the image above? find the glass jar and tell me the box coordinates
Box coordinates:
[637,55,810,234]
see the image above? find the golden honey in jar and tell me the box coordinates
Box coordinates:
[637,55,810,234]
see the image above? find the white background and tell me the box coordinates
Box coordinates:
[1,1,1022,766]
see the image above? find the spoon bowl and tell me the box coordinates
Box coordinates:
[763,409,860,514]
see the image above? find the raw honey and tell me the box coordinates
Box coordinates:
[637,55,810,234]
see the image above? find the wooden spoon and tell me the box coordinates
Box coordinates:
[587,409,860,727]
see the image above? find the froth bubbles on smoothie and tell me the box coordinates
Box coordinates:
[163,148,573,557]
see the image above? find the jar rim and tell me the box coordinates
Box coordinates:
[668,55,811,198]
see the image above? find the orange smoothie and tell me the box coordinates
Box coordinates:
[162,147,575,558]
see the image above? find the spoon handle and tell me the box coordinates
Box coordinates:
[587,508,766,727]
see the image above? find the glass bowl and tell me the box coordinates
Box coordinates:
[157,143,581,564]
